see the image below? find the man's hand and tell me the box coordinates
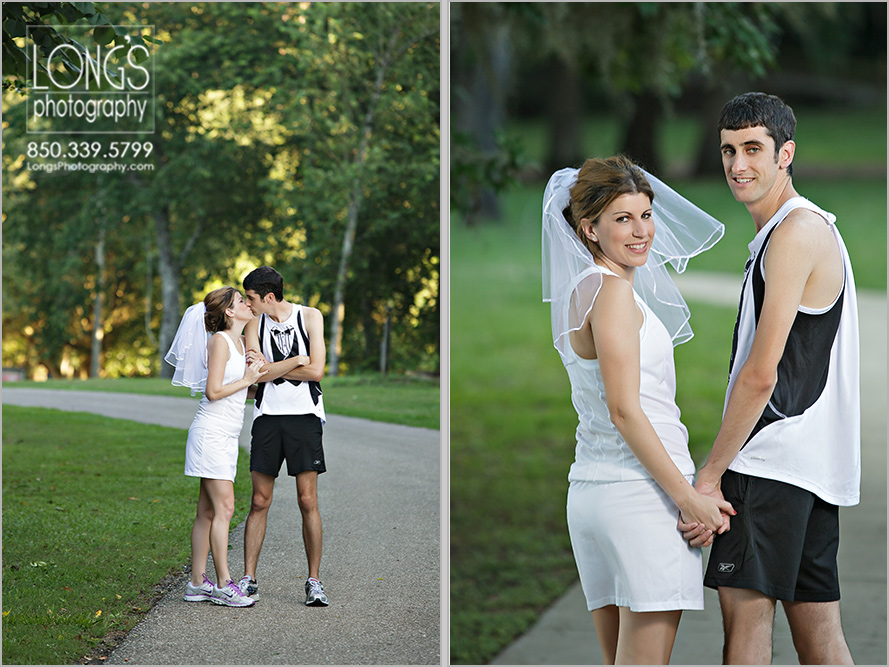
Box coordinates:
[678,474,733,548]
[246,348,267,365]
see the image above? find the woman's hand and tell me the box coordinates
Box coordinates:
[244,358,268,384]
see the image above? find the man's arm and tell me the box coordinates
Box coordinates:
[244,313,305,383]
[246,308,325,383]
[697,215,821,491]
[277,307,325,382]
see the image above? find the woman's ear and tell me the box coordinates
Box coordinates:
[580,218,597,243]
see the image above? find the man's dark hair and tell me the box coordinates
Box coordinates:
[718,92,796,176]
[243,266,284,301]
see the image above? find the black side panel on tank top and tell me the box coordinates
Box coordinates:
[744,225,843,445]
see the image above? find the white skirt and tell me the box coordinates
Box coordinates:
[567,476,704,612]
[184,425,239,482]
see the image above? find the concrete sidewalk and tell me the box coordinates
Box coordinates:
[493,274,887,666]
[3,389,442,665]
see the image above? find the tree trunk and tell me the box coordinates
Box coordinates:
[328,30,399,377]
[544,58,584,175]
[380,308,390,376]
[90,227,105,378]
[619,90,663,176]
[454,5,511,223]
[154,205,180,378]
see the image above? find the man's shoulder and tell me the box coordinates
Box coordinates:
[769,206,830,253]
[299,305,324,327]
[779,204,828,230]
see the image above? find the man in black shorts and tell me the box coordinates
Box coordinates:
[680,93,859,663]
[238,266,330,606]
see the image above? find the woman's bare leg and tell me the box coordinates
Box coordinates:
[614,608,682,665]
[592,605,620,664]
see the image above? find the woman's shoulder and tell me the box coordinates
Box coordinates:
[208,331,233,353]
[595,272,634,302]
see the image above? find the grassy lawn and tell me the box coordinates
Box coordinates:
[449,158,883,662]
[2,373,438,664]
[2,407,253,665]
[5,373,440,430]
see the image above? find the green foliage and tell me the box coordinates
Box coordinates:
[3,2,440,380]
[2,406,253,665]
[450,129,529,223]
[530,2,780,96]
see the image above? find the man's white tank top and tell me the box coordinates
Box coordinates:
[725,197,860,506]
[252,304,326,423]
[565,271,695,483]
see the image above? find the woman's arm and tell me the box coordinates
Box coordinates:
[591,276,734,532]
[205,334,267,401]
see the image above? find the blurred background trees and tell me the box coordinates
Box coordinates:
[451,1,886,223]
[3,2,440,380]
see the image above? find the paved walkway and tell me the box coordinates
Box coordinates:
[2,389,441,665]
[493,272,887,666]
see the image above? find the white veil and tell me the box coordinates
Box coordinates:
[542,166,724,363]
[163,302,209,396]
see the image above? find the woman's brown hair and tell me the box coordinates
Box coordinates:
[563,156,654,258]
[203,286,237,333]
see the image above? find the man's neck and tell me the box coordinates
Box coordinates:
[266,299,293,323]
[748,177,799,232]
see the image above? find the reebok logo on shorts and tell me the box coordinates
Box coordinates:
[718,562,736,573]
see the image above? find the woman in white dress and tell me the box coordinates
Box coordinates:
[542,156,735,663]
[165,286,267,607]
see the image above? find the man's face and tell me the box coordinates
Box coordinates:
[719,126,790,206]
[244,289,267,315]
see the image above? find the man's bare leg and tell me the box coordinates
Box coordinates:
[719,587,777,664]
[295,470,322,579]
[783,599,853,664]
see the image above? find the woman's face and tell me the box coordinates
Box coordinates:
[228,291,255,321]
[582,192,654,276]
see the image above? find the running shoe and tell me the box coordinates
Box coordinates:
[184,573,214,602]
[237,575,258,597]
[305,577,329,606]
[212,579,256,607]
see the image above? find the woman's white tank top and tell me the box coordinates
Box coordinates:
[564,286,694,483]
[190,331,248,437]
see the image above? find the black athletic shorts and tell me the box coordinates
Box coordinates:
[250,414,325,478]
[703,469,840,602]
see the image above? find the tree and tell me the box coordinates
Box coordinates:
[263,2,440,376]
[3,2,440,380]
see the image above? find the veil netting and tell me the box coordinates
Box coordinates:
[542,166,725,363]
[164,302,210,396]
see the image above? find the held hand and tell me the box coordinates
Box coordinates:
[246,348,267,365]
[243,358,269,384]
[677,516,714,548]
[679,489,735,537]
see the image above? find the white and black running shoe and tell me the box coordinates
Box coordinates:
[305,577,329,606]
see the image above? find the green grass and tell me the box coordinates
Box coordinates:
[5,373,441,430]
[448,163,882,662]
[2,407,253,665]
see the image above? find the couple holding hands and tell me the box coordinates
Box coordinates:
[544,92,860,664]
